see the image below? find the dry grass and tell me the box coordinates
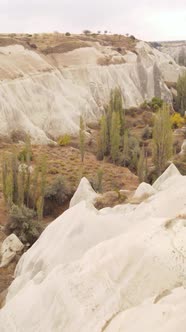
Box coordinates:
[0,33,138,54]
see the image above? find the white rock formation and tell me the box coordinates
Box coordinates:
[104,287,186,332]
[0,40,183,142]
[132,181,156,201]
[152,163,181,191]
[0,234,24,268]
[0,165,186,331]
[160,41,186,67]
[69,177,99,207]
[180,139,186,156]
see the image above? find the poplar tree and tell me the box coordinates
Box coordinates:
[153,104,173,176]
[137,146,148,183]
[176,73,186,116]
[100,115,109,156]
[123,130,129,166]
[110,112,121,163]
[37,156,47,221]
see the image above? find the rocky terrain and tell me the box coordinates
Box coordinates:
[159,40,186,66]
[0,33,186,331]
[0,164,186,331]
[0,33,185,143]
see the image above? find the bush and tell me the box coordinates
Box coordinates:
[140,100,149,109]
[30,43,37,49]
[130,35,136,40]
[148,97,163,111]
[6,204,42,245]
[57,134,71,146]
[142,125,152,140]
[44,176,72,215]
[91,168,104,193]
[65,32,71,36]
[83,30,91,35]
[18,147,33,161]
[171,113,185,128]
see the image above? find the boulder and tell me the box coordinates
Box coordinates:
[0,234,24,268]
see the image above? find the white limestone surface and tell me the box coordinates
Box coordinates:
[0,165,186,331]
[0,41,182,142]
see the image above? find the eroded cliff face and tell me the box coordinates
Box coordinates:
[0,36,183,142]
[160,41,186,67]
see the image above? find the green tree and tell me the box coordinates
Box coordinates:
[105,87,125,139]
[79,116,85,162]
[153,104,173,176]
[100,115,109,156]
[176,73,186,116]
[123,130,129,166]
[137,147,147,183]
[37,156,47,221]
[110,112,121,163]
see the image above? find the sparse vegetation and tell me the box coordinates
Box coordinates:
[142,125,152,140]
[6,204,42,245]
[44,175,72,216]
[83,30,91,35]
[137,147,148,183]
[2,138,47,244]
[58,134,71,146]
[79,116,85,162]
[171,112,185,128]
[152,104,173,176]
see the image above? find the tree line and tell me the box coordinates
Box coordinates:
[96,88,174,182]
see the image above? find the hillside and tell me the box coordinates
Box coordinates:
[0,33,184,142]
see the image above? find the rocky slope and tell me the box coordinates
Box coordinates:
[0,164,186,331]
[160,41,186,66]
[0,34,184,143]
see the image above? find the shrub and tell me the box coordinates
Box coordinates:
[171,113,185,128]
[44,176,72,215]
[83,30,91,35]
[57,134,71,146]
[140,100,149,109]
[18,147,33,162]
[30,43,37,49]
[142,125,152,140]
[65,32,71,36]
[91,168,104,193]
[149,97,164,111]
[130,35,136,40]
[6,204,42,245]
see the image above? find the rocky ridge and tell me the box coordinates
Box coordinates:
[0,35,184,143]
